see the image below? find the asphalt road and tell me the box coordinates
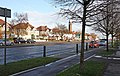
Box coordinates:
[0,42,87,64]
[12,47,104,76]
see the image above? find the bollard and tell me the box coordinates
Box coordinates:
[76,44,79,54]
[43,46,46,57]
[86,43,88,51]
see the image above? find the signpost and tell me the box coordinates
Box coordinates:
[0,7,11,17]
[0,7,11,65]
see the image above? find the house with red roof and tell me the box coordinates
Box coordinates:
[12,22,39,39]
[36,26,51,40]
[0,19,12,39]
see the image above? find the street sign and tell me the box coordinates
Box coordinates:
[0,7,11,18]
[0,7,11,65]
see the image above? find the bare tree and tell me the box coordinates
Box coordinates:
[9,12,29,38]
[90,33,97,41]
[110,13,120,47]
[10,12,29,26]
[53,23,68,40]
[51,0,105,70]
[92,0,120,51]
[14,12,28,24]
[109,0,120,47]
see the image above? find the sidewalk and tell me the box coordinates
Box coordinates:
[93,46,120,76]
[103,46,120,76]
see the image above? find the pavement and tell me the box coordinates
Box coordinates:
[103,46,120,76]
[10,46,120,76]
[93,46,120,76]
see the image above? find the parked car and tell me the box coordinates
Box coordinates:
[89,41,99,48]
[0,39,14,46]
[26,39,36,43]
[98,41,106,46]
[13,38,26,44]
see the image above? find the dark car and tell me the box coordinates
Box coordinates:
[14,38,26,44]
[89,41,99,48]
[26,39,36,43]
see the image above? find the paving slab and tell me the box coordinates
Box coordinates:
[104,63,120,76]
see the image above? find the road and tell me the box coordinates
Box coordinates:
[11,47,103,76]
[0,42,88,64]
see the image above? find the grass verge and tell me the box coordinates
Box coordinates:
[97,49,116,56]
[56,60,106,76]
[0,57,59,76]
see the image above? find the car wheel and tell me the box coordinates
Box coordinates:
[0,43,3,46]
[11,42,14,45]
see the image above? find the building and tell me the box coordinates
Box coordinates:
[12,22,39,39]
[0,19,12,39]
[37,26,50,39]
[68,20,72,32]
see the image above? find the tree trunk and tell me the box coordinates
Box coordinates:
[106,0,109,52]
[80,2,86,70]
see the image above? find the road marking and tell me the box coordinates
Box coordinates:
[84,54,96,61]
[95,55,102,58]
[94,55,120,60]
[55,54,77,63]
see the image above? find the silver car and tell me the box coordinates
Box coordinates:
[0,40,14,46]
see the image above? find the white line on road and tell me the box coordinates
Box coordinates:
[84,54,96,61]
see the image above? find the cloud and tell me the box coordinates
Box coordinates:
[26,11,68,29]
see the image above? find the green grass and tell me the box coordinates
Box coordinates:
[56,61,106,76]
[97,49,116,56]
[0,57,59,76]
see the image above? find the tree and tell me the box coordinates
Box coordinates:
[92,7,111,51]
[110,13,120,47]
[31,34,35,39]
[51,0,103,70]
[92,0,120,51]
[108,0,120,47]
[14,12,28,24]
[53,23,68,40]
[10,12,29,38]
[90,33,97,41]
[10,12,29,26]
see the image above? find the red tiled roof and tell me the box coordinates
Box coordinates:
[0,19,12,28]
[13,23,34,29]
[37,26,48,31]
[0,19,4,25]
[52,28,61,32]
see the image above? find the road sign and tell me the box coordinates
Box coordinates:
[0,7,11,18]
[0,7,11,65]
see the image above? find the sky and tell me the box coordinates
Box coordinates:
[0,0,104,38]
